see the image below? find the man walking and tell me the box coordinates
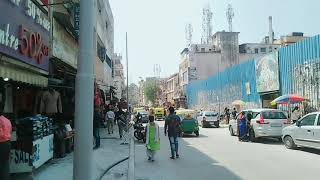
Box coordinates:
[116,107,126,139]
[0,103,12,180]
[106,108,115,134]
[164,107,181,159]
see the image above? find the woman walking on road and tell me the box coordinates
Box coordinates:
[145,115,160,162]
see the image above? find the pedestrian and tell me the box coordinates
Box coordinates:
[232,108,237,120]
[225,108,231,124]
[238,111,248,141]
[291,106,301,124]
[116,107,126,139]
[0,103,12,180]
[93,106,101,149]
[149,109,155,122]
[145,115,160,162]
[136,112,142,123]
[164,107,181,159]
[106,107,115,134]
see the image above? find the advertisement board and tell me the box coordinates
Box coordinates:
[255,52,280,93]
[10,134,54,173]
[0,0,50,71]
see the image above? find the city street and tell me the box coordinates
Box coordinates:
[135,122,320,180]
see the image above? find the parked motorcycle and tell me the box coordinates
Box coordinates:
[134,123,146,143]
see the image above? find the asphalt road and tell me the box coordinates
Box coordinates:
[135,121,320,180]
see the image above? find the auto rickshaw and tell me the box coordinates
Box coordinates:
[154,107,165,120]
[176,109,199,137]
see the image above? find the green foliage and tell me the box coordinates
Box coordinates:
[144,81,159,105]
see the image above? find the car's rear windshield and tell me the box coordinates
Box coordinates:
[261,111,287,119]
[205,112,218,117]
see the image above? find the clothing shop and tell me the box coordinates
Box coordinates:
[0,0,54,173]
[50,12,80,157]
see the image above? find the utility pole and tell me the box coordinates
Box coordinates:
[73,0,95,180]
[126,32,129,110]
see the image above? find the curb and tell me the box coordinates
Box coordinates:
[127,129,135,180]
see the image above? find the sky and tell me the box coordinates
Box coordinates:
[109,0,320,84]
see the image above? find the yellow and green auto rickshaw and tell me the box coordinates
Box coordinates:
[176,109,199,137]
[154,107,165,121]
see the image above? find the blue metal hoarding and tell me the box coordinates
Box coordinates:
[279,35,320,110]
[187,60,261,110]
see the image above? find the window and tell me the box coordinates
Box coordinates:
[261,111,287,119]
[201,48,205,52]
[254,48,259,54]
[260,48,266,53]
[317,116,320,126]
[299,114,317,126]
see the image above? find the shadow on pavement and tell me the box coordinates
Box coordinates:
[135,126,243,180]
[254,137,283,145]
[297,147,320,155]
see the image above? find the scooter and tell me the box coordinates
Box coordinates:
[134,123,146,143]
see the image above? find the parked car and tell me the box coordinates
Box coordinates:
[282,112,320,150]
[197,111,219,128]
[229,109,291,142]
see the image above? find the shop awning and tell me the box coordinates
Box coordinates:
[0,64,48,87]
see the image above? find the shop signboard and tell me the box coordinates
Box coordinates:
[0,0,50,71]
[10,134,54,173]
[74,3,80,38]
[255,52,280,93]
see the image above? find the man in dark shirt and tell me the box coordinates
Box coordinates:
[116,107,126,139]
[164,107,181,159]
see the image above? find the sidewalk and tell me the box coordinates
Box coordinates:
[12,128,129,180]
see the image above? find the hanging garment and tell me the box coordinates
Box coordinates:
[41,90,63,114]
[3,84,13,113]
[34,90,44,114]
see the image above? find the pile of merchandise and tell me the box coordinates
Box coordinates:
[16,115,53,141]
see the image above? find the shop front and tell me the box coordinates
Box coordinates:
[51,11,79,158]
[0,0,53,173]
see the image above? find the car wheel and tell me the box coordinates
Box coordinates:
[229,126,235,136]
[284,136,297,149]
[195,131,199,137]
[249,129,256,142]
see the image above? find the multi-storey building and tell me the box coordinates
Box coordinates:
[112,53,125,100]
[95,0,114,92]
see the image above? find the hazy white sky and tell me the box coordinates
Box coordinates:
[109,0,320,84]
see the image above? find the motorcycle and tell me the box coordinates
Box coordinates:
[134,123,146,143]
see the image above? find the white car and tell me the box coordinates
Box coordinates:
[197,111,220,128]
[229,109,291,142]
[282,112,320,150]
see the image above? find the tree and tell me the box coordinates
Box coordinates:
[144,81,159,105]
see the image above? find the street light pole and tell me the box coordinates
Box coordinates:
[126,32,129,110]
[73,0,95,180]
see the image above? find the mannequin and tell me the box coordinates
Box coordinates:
[40,88,63,115]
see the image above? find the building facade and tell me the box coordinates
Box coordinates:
[95,0,114,92]
[187,34,320,113]
[165,73,179,105]
[112,54,125,100]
